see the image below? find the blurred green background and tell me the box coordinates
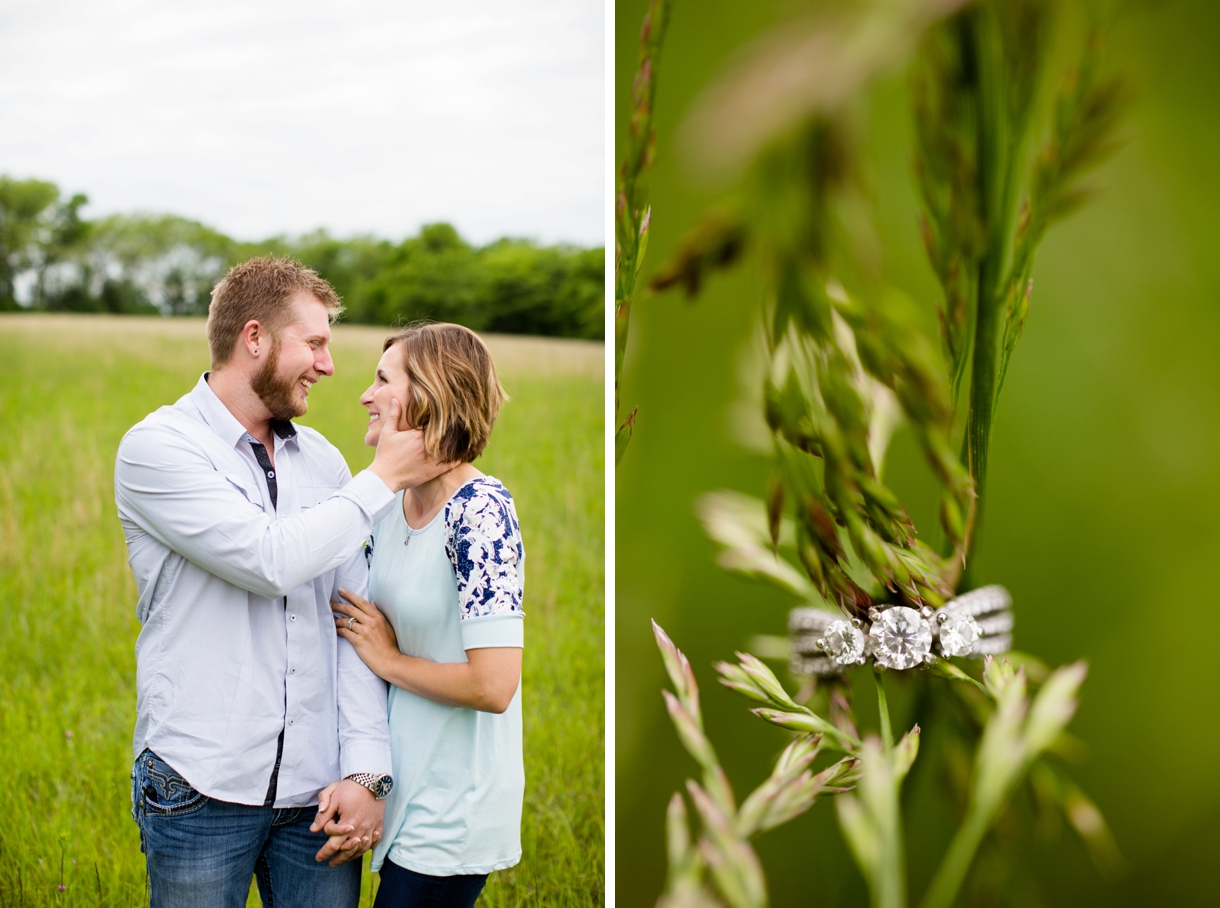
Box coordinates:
[615,0,1220,905]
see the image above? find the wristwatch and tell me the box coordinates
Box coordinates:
[345,772,394,800]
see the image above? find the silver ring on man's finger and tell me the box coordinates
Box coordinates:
[347,617,356,631]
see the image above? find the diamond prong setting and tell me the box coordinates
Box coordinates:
[821,620,867,667]
[936,612,982,658]
[868,606,933,670]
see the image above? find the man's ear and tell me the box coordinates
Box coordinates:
[241,320,264,359]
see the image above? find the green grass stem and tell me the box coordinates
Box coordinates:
[875,672,894,753]
[919,804,991,908]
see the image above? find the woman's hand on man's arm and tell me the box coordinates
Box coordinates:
[332,588,402,679]
[333,589,521,713]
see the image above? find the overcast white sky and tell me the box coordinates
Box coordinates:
[0,0,604,246]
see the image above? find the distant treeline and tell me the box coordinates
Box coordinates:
[0,176,604,339]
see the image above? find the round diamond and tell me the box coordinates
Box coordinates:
[822,620,866,665]
[868,607,933,669]
[937,612,981,657]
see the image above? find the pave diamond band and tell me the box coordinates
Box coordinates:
[789,585,1014,676]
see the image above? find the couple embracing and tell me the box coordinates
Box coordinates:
[114,257,524,907]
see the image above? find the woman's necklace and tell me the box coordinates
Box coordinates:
[404,475,450,547]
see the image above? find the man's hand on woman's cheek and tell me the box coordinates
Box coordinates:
[368,399,459,491]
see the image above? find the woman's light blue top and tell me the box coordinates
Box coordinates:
[367,476,525,876]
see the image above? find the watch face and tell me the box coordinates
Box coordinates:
[376,775,394,799]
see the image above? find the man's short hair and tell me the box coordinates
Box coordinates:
[207,257,344,368]
[383,323,508,463]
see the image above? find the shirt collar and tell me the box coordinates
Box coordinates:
[190,373,299,451]
[271,418,298,441]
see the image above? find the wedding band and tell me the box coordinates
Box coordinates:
[789,585,1013,676]
[347,617,356,631]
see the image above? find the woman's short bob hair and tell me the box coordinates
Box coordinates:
[384,322,507,463]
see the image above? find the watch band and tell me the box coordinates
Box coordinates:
[344,772,394,800]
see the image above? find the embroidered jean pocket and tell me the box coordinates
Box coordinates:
[136,749,208,817]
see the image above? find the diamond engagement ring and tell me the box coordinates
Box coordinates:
[347,617,356,631]
[789,585,1013,676]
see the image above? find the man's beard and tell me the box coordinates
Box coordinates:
[251,340,308,421]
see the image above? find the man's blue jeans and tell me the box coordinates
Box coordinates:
[132,749,360,908]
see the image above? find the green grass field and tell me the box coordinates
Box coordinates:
[0,314,604,907]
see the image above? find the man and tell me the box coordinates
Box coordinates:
[115,258,438,906]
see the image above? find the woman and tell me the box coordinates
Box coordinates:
[330,323,524,907]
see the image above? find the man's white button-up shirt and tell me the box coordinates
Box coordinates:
[115,373,396,807]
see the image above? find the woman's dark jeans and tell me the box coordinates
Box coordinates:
[373,859,488,908]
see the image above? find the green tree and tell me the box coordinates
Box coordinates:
[84,213,236,315]
[0,176,60,309]
[557,245,605,340]
[36,192,92,310]
[358,223,482,326]
[481,241,604,338]
[236,228,394,321]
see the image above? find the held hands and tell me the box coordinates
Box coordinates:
[311,779,385,866]
[369,398,458,492]
[333,589,400,680]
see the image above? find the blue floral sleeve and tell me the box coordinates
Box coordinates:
[444,478,525,619]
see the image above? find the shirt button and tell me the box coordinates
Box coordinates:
[289,615,296,621]
[267,470,275,478]
[290,667,296,674]
[288,719,294,726]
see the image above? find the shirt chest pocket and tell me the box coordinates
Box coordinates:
[222,472,258,502]
[297,485,331,510]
